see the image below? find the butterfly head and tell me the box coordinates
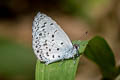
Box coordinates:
[72,44,80,57]
[73,44,79,52]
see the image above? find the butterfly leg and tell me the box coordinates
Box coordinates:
[45,61,51,65]
[72,55,76,64]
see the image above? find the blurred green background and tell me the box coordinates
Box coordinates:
[0,0,120,80]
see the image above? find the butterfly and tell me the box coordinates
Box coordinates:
[32,12,79,65]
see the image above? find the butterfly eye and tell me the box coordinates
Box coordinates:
[73,44,79,50]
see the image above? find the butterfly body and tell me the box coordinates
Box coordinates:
[32,12,78,65]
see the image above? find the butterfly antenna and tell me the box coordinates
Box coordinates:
[79,31,88,40]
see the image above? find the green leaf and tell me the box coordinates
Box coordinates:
[115,67,120,80]
[0,37,36,79]
[35,40,88,80]
[84,36,118,79]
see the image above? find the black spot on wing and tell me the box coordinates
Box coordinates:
[50,23,53,25]
[49,49,51,51]
[37,50,39,53]
[39,45,41,48]
[36,45,38,48]
[40,15,42,17]
[44,22,47,24]
[42,29,45,31]
[41,25,45,28]
[54,30,57,33]
[39,54,43,60]
[46,47,48,49]
[35,41,37,43]
[52,35,54,38]
[36,37,38,39]
[46,52,49,56]
[61,42,63,45]
[43,43,47,46]
[39,33,42,36]
[58,55,60,58]
[45,40,47,42]
[57,48,59,51]
[52,55,54,58]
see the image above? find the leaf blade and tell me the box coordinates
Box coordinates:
[35,40,88,80]
[84,36,118,79]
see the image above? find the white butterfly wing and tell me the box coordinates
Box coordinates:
[32,12,74,64]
